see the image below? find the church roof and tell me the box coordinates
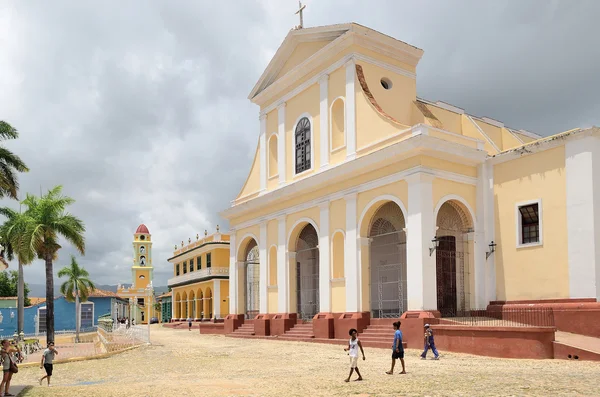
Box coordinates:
[135,224,149,234]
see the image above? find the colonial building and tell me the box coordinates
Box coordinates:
[117,224,155,324]
[167,228,230,321]
[220,22,600,338]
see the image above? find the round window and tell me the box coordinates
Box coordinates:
[380,78,393,90]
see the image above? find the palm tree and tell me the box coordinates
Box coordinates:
[0,121,29,199]
[0,207,35,337]
[22,185,85,343]
[58,256,95,342]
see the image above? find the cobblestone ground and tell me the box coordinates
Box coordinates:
[15,325,600,397]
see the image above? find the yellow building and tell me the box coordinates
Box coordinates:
[219,22,599,336]
[167,228,230,321]
[117,224,155,324]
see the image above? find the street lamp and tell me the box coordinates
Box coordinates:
[486,241,497,260]
[429,237,440,256]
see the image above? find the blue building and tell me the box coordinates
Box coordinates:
[0,289,129,337]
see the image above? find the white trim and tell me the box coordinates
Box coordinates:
[358,194,408,236]
[433,194,476,228]
[229,233,237,314]
[344,193,359,312]
[277,217,287,312]
[516,129,543,140]
[466,115,501,153]
[236,233,259,261]
[481,117,504,128]
[515,199,543,248]
[291,112,315,177]
[229,165,477,233]
[267,132,279,180]
[507,128,525,144]
[345,60,356,159]
[277,103,287,185]
[319,75,329,169]
[329,96,346,152]
[213,279,221,319]
[259,222,268,314]
[287,217,320,248]
[80,301,95,328]
[319,202,331,312]
[259,115,267,193]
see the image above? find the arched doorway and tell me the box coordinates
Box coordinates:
[189,291,196,319]
[368,202,407,318]
[244,240,260,319]
[296,224,319,321]
[204,288,213,319]
[196,289,203,320]
[435,200,473,317]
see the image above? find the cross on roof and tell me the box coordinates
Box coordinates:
[295,1,306,29]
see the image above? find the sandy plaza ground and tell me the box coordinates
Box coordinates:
[10,325,600,397]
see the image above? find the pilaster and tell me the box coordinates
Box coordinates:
[344,192,359,312]
[319,75,330,169]
[318,201,331,312]
[259,114,267,193]
[259,221,268,313]
[213,279,221,318]
[345,60,357,160]
[474,164,487,308]
[229,232,237,314]
[406,173,436,310]
[277,103,287,185]
[277,216,288,312]
[483,162,497,303]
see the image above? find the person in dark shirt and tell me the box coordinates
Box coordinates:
[420,324,440,360]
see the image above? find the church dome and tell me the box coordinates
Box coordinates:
[135,224,150,234]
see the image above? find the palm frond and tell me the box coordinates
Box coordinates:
[0,147,29,172]
[0,121,19,140]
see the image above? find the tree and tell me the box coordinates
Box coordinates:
[22,185,85,343]
[0,271,31,306]
[0,121,29,199]
[58,256,95,343]
[0,207,35,335]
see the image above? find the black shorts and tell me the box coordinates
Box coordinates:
[44,364,53,376]
[392,350,405,359]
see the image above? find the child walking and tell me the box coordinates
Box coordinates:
[343,329,365,382]
[39,342,58,387]
[387,321,406,374]
[420,324,440,360]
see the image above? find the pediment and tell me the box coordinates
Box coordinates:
[248,24,352,100]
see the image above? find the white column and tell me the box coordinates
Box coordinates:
[357,237,370,312]
[406,173,436,310]
[483,162,497,303]
[229,231,238,314]
[344,192,359,312]
[277,103,287,185]
[345,59,357,160]
[259,221,268,313]
[277,216,288,312]
[213,279,221,319]
[319,75,330,169]
[474,163,488,309]
[566,135,600,300]
[318,201,331,312]
[259,114,267,192]
[170,291,175,320]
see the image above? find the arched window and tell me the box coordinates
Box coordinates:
[268,134,278,179]
[295,117,311,174]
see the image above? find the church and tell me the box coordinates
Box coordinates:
[218,21,600,350]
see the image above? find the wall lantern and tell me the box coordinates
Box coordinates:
[486,241,497,260]
[429,237,440,256]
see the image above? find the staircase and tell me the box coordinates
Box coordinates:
[279,323,315,341]
[230,323,255,337]
[358,324,407,349]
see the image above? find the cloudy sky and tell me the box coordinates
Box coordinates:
[0,0,598,290]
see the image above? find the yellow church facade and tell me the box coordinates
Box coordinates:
[167,229,230,321]
[220,23,599,336]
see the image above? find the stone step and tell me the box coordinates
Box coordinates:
[361,329,393,335]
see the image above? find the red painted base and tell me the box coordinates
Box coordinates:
[313,313,335,339]
[270,313,297,336]
[398,311,440,349]
[224,314,245,334]
[553,342,600,361]
[334,312,371,340]
[254,314,271,336]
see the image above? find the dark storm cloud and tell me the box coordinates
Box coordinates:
[0,0,598,289]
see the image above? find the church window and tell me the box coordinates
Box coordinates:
[140,256,146,266]
[137,298,145,306]
[197,256,202,270]
[380,77,393,90]
[330,98,345,152]
[140,246,145,254]
[183,261,187,274]
[140,235,146,241]
[268,134,278,179]
[206,253,212,268]
[139,275,145,279]
[517,201,541,246]
[176,264,180,276]
[295,117,311,174]
[189,258,195,272]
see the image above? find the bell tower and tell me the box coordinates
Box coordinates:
[133,224,153,288]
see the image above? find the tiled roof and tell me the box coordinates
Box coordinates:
[87,288,120,298]
[157,292,171,299]
[28,298,46,306]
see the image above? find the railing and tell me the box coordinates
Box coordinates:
[440,308,555,327]
[167,267,229,286]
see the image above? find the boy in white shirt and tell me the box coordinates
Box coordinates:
[343,328,365,382]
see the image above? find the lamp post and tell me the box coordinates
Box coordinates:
[486,241,497,260]
[429,237,440,256]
